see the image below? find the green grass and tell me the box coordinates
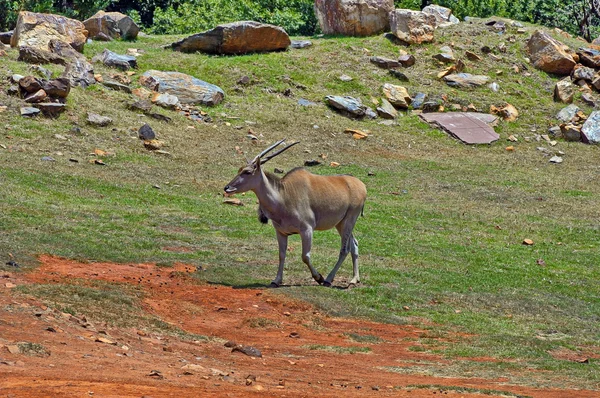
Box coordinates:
[304,344,371,354]
[1,18,599,390]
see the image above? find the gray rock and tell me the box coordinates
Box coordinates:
[30,65,52,79]
[87,112,113,127]
[11,74,25,83]
[443,73,490,88]
[83,11,139,41]
[47,40,95,88]
[339,74,353,82]
[411,92,427,109]
[20,107,40,117]
[433,52,455,63]
[141,70,225,106]
[92,49,137,70]
[138,123,155,140]
[581,110,600,144]
[548,125,562,137]
[291,40,312,49]
[298,98,317,107]
[325,95,369,117]
[421,101,441,113]
[556,104,579,123]
[376,98,398,119]
[572,66,595,82]
[422,5,454,27]
[581,93,597,107]
[560,123,581,141]
[398,54,416,67]
[554,79,574,103]
[101,80,132,93]
[129,100,153,112]
[171,21,290,55]
[549,155,563,163]
[153,93,180,109]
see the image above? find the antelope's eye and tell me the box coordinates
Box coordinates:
[241,169,251,175]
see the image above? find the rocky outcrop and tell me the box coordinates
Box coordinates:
[389,9,437,45]
[314,0,394,36]
[83,11,139,41]
[10,11,88,52]
[526,30,576,75]
[171,21,290,55]
[140,70,225,106]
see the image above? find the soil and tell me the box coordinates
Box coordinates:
[0,255,596,398]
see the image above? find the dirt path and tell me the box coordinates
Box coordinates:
[0,256,596,397]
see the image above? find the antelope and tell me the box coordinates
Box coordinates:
[224,139,367,288]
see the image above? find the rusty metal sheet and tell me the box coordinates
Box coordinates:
[420,112,499,144]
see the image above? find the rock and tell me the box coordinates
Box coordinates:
[290,40,312,49]
[420,112,500,144]
[549,155,563,163]
[18,45,67,65]
[421,101,442,113]
[572,64,595,82]
[83,11,139,41]
[376,98,398,119]
[324,95,370,117]
[443,73,490,88]
[526,30,576,75]
[554,79,574,103]
[0,30,12,45]
[382,83,411,109]
[141,70,225,106]
[370,56,401,69]
[129,100,153,112]
[144,139,164,150]
[389,9,437,45]
[152,92,180,109]
[101,80,132,93]
[20,107,40,117]
[580,110,600,144]
[297,98,317,106]
[42,39,95,88]
[10,11,88,52]
[11,74,25,83]
[339,74,353,82]
[465,50,482,62]
[25,89,47,103]
[433,52,455,63]
[37,102,66,118]
[231,345,262,358]
[560,123,582,141]
[490,103,518,121]
[87,113,112,127]
[171,21,290,55]
[92,49,137,70]
[577,49,600,69]
[314,0,394,36]
[411,92,427,109]
[30,65,52,79]
[19,75,43,93]
[422,5,454,27]
[556,104,580,122]
[138,124,156,140]
[398,54,416,67]
[581,93,597,107]
[389,69,409,81]
[488,82,500,92]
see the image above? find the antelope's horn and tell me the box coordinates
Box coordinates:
[251,139,286,163]
[260,141,300,164]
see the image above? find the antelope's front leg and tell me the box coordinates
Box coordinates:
[270,231,288,287]
[300,229,325,284]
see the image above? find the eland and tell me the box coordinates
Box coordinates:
[224,139,367,288]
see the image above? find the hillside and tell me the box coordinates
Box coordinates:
[1,14,599,397]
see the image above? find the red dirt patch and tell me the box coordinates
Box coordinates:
[0,255,597,397]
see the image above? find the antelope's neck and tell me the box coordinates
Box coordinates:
[252,171,284,214]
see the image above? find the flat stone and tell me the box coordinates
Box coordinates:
[87,113,112,127]
[291,40,312,49]
[141,70,225,106]
[433,53,455,63]
[298,98,317,107]
[370,56,401,69]
[92,49,137,70]
[581,110,600,144]
[389,69,409,81]
[101,80,132,93]
[411,93,427,109]
[20,107,40,117]
[42,78,70,98]
[152,92,180,109]
[581,93,597,107]
[376,98,398,119]
[324,95,369,117]
[231,345,262,358]
[572,65,595,82]
[420,112,500,144]
[24,89,47,103]
[443,73,490,88]
[129,100,153,112]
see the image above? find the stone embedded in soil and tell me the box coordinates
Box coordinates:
[138,123,156,140]
[20,107,40,117]
[231,345,262,358]
[92,49,138,70]
[443,73,490,88]
[141,70,225,106]
[87,113,113,127]
[324,95,371,118]
[370,56,401,69]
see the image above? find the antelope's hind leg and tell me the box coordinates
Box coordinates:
[300,229,325,285]
[348,235,360,286]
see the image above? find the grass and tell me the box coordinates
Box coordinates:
[1,17,599,390]
[304,344,372,354]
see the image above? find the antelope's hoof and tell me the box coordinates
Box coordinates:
[347,283,358,289]
[322,281,332,288]
[315,274,325,285]
[268,282,280,288]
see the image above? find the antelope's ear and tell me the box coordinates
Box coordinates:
[254,157,262,172]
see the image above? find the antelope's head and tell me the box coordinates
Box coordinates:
[224,139,299,195]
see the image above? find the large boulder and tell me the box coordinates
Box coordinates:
[140,70,225,106]
[10,11,88,52]
[83,10,139,41]
[422,4,458,27]
[314,0,394,36]
[526,30,576,75]
[581,110,600,144]
[171,21,290,55]
[389,9,437,45]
